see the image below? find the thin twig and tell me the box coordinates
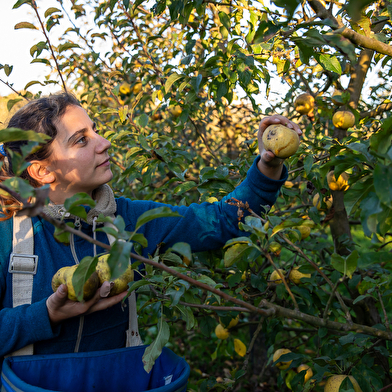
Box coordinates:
[31,0,67,91]
[265,252,299,310]
[377,288,390,330]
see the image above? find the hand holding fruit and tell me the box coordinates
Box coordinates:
[257,115,302,179]
[46,281,127,325]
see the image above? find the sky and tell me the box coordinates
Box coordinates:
[0,0,71,97]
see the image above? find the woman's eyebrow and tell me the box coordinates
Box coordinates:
[66,129,87,145]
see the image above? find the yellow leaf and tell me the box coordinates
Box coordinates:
[234,338,246,357]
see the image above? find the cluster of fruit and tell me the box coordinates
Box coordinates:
[313,170,350,211]
[294,92,356,130]
[51,254,134,301]
[214,316,247,357]
[273,349,363,391]
[269,266,311,285]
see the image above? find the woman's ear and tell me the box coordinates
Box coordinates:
[27,161,55,185]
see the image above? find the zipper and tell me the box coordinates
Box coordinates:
[70,217,84,353]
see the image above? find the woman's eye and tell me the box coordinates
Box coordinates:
[76,136,87,144]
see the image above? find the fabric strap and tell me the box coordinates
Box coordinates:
[104,219,143,347]
[8,214,36,356]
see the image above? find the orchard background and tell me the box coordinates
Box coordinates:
[1,0,392,391]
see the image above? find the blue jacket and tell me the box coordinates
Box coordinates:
[0,158,287,376]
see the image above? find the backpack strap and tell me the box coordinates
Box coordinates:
[104,220,143,347]
[7,214,37,356]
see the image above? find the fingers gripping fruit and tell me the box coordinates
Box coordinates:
[262,124,300,158]
[51,265,100,301]
[96,254,134,297]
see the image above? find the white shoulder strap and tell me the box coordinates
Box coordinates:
[7,214,37,356]
[104,220,143,347]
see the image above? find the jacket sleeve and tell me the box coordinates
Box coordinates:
[117,157,288,254]
[0,218,58,358]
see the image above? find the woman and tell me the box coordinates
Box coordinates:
[0,92,300,374]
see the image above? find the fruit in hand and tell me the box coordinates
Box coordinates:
[297,364,313,383]
[262,124,300,158]
[270,269,285,284]
[215,324,230,340]
[273,348,292,369]
[327,170,349,191]
[324,375,363,392]
[96,254,134,297]
[294,93,315,115]
[332,110,355,129]
[51,265,100,301]
[289,267,311,284]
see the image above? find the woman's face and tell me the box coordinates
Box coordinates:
[45,105,112,203]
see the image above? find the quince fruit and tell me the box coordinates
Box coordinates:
[269,269,285,284]
[215,324,230,340]
[327,170,349,191]
[289,267,311,284]
[273,348,292,370]
[96,254,134,297]
[332,110,355,129]
[324,375,362,392]
[262,124,300,158]
[51,265,100,302]
[294,93,315,115]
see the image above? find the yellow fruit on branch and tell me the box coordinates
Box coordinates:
[289,266,311,284]
[297,364,313,383]
[234,338,247,357]
[294,93,315,115]
[262,124,300,158]
[219,315,239,329]
[132,82,142,94]
[96,254,134,297]
[327,170,349,191]
[273,348,292,370]
[268,241,282,256]
[51,265,100,302]
[119,82,131,95]
[269,269,286,284]
[324,375,363,392]
[313,193,333,211]
[332,110,355,129]
[215,324,230,339]
[170,105,182,117]
[297,225,311,240]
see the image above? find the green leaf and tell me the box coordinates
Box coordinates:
[317,54,342,74]
[304,155,313,175]
[224,243,260,267]
[44,7,61,17]
[72,256,99,302]
[134,207,183,231]
[131,233,148,248]
[331,250,358,279]
[171,242,192,261]
[24,80,44,89]
[14,22,37,30]
[374,164,392,207]
[13,0,32,9]
[175,305,196,330]
[63,193,96,215]
[31,58,51,65]
[4,65,13,77]
[142,319,170,373]
[107,240,133,280]
[58,43,81,53]
[218,12,231,32]
[164,73,182,93]
[173,181,197,195]
[7,99,23,112]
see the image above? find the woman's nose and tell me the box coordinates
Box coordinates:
[96,134,111,152]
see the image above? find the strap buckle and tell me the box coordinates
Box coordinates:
[8,253,38,275]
